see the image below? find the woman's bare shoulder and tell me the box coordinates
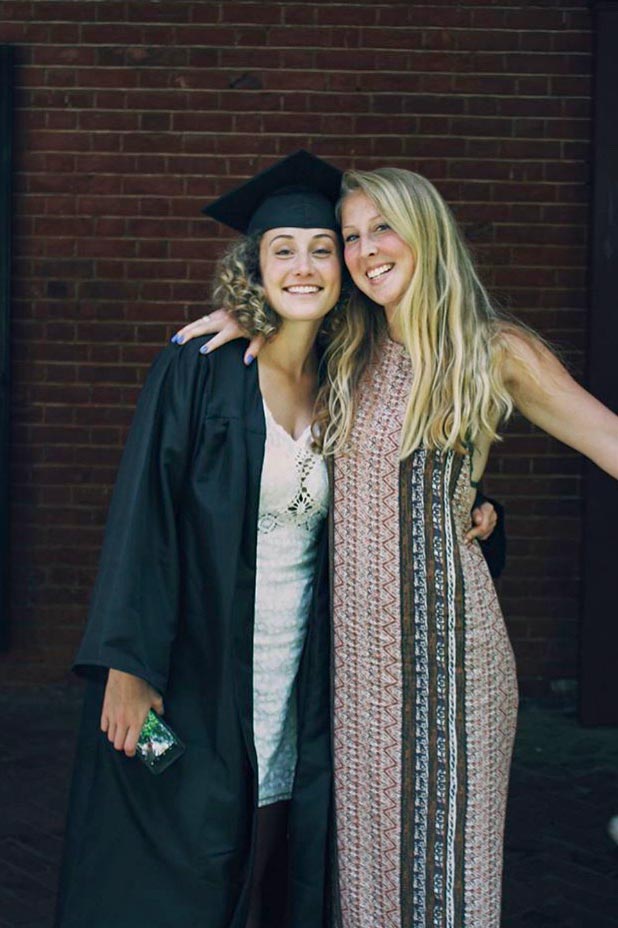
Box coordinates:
[493,321,554,387]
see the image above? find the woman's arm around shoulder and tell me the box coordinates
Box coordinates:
[172,308,266,364]
[499,327,618,479]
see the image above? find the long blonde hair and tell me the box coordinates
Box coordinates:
[317,168,517,459]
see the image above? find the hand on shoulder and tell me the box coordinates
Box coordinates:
[171,308,266,365]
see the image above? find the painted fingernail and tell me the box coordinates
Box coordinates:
[175,335,184,344]
[244,353,254,366]
[199,343,210,355]
[170,334,178,343]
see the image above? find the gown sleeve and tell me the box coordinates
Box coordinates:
[472,489,507,580]
[73,343,210,694]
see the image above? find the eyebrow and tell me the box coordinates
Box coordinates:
[341,214,383,230]
[268,232,337,244]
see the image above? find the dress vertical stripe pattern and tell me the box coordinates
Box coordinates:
[400,450,467,928]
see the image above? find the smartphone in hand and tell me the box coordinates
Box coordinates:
[135,710,185,774]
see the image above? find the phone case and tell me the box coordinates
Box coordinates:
[136,710,186,774]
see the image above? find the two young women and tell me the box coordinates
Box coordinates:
[175,156,618,928]
[56,152,618,928]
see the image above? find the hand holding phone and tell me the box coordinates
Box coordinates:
[101,668,164,756]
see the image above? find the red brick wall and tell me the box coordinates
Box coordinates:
[0,1,592,693]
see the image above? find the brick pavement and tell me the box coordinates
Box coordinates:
[503,701,618,928]
[0,685,616,927]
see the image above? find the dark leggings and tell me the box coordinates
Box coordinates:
[245,800,289,928]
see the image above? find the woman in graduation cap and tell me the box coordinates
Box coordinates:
[55,155,347,928]
[172,156,618,928]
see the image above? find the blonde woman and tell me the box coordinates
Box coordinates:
[174,165,618,928]
[323,169,615,928]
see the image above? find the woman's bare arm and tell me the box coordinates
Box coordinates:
[502,332,618,479]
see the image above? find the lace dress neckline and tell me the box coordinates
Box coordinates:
[262,398,312,444]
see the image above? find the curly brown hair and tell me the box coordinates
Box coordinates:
[211,233,281,340]
[211,231,350,354]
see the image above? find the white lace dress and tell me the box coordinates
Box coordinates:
[253,400,329,807]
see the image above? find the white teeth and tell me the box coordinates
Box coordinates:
[367,264,393,280]
[286,286,320,294]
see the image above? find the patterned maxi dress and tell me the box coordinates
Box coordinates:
[332,336,519,928]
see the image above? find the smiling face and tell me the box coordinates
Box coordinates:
[258,227,341,324]
[340,190,416,316]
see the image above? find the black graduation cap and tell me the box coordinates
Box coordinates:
[202,150,343,236]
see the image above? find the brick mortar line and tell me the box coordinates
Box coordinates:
[17,60,594,68]
[20,117,593,125]
[5,18,593,27]
[17,86,593,98]
[17,138,592,145]
[2,18,594,29]
[16,162,593,168]
[12,39,596,46]
[17,91,594,98]
[4,2,593,7]
[3,15,593,25]
[18,64,594,72]
[20,106,594,114]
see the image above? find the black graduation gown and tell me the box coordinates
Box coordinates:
[54,339,332,928]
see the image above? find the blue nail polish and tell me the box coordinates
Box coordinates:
[244,353,254,366]
[199,344,209,355]
[175,335,184,344]
[170,334,178,343]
